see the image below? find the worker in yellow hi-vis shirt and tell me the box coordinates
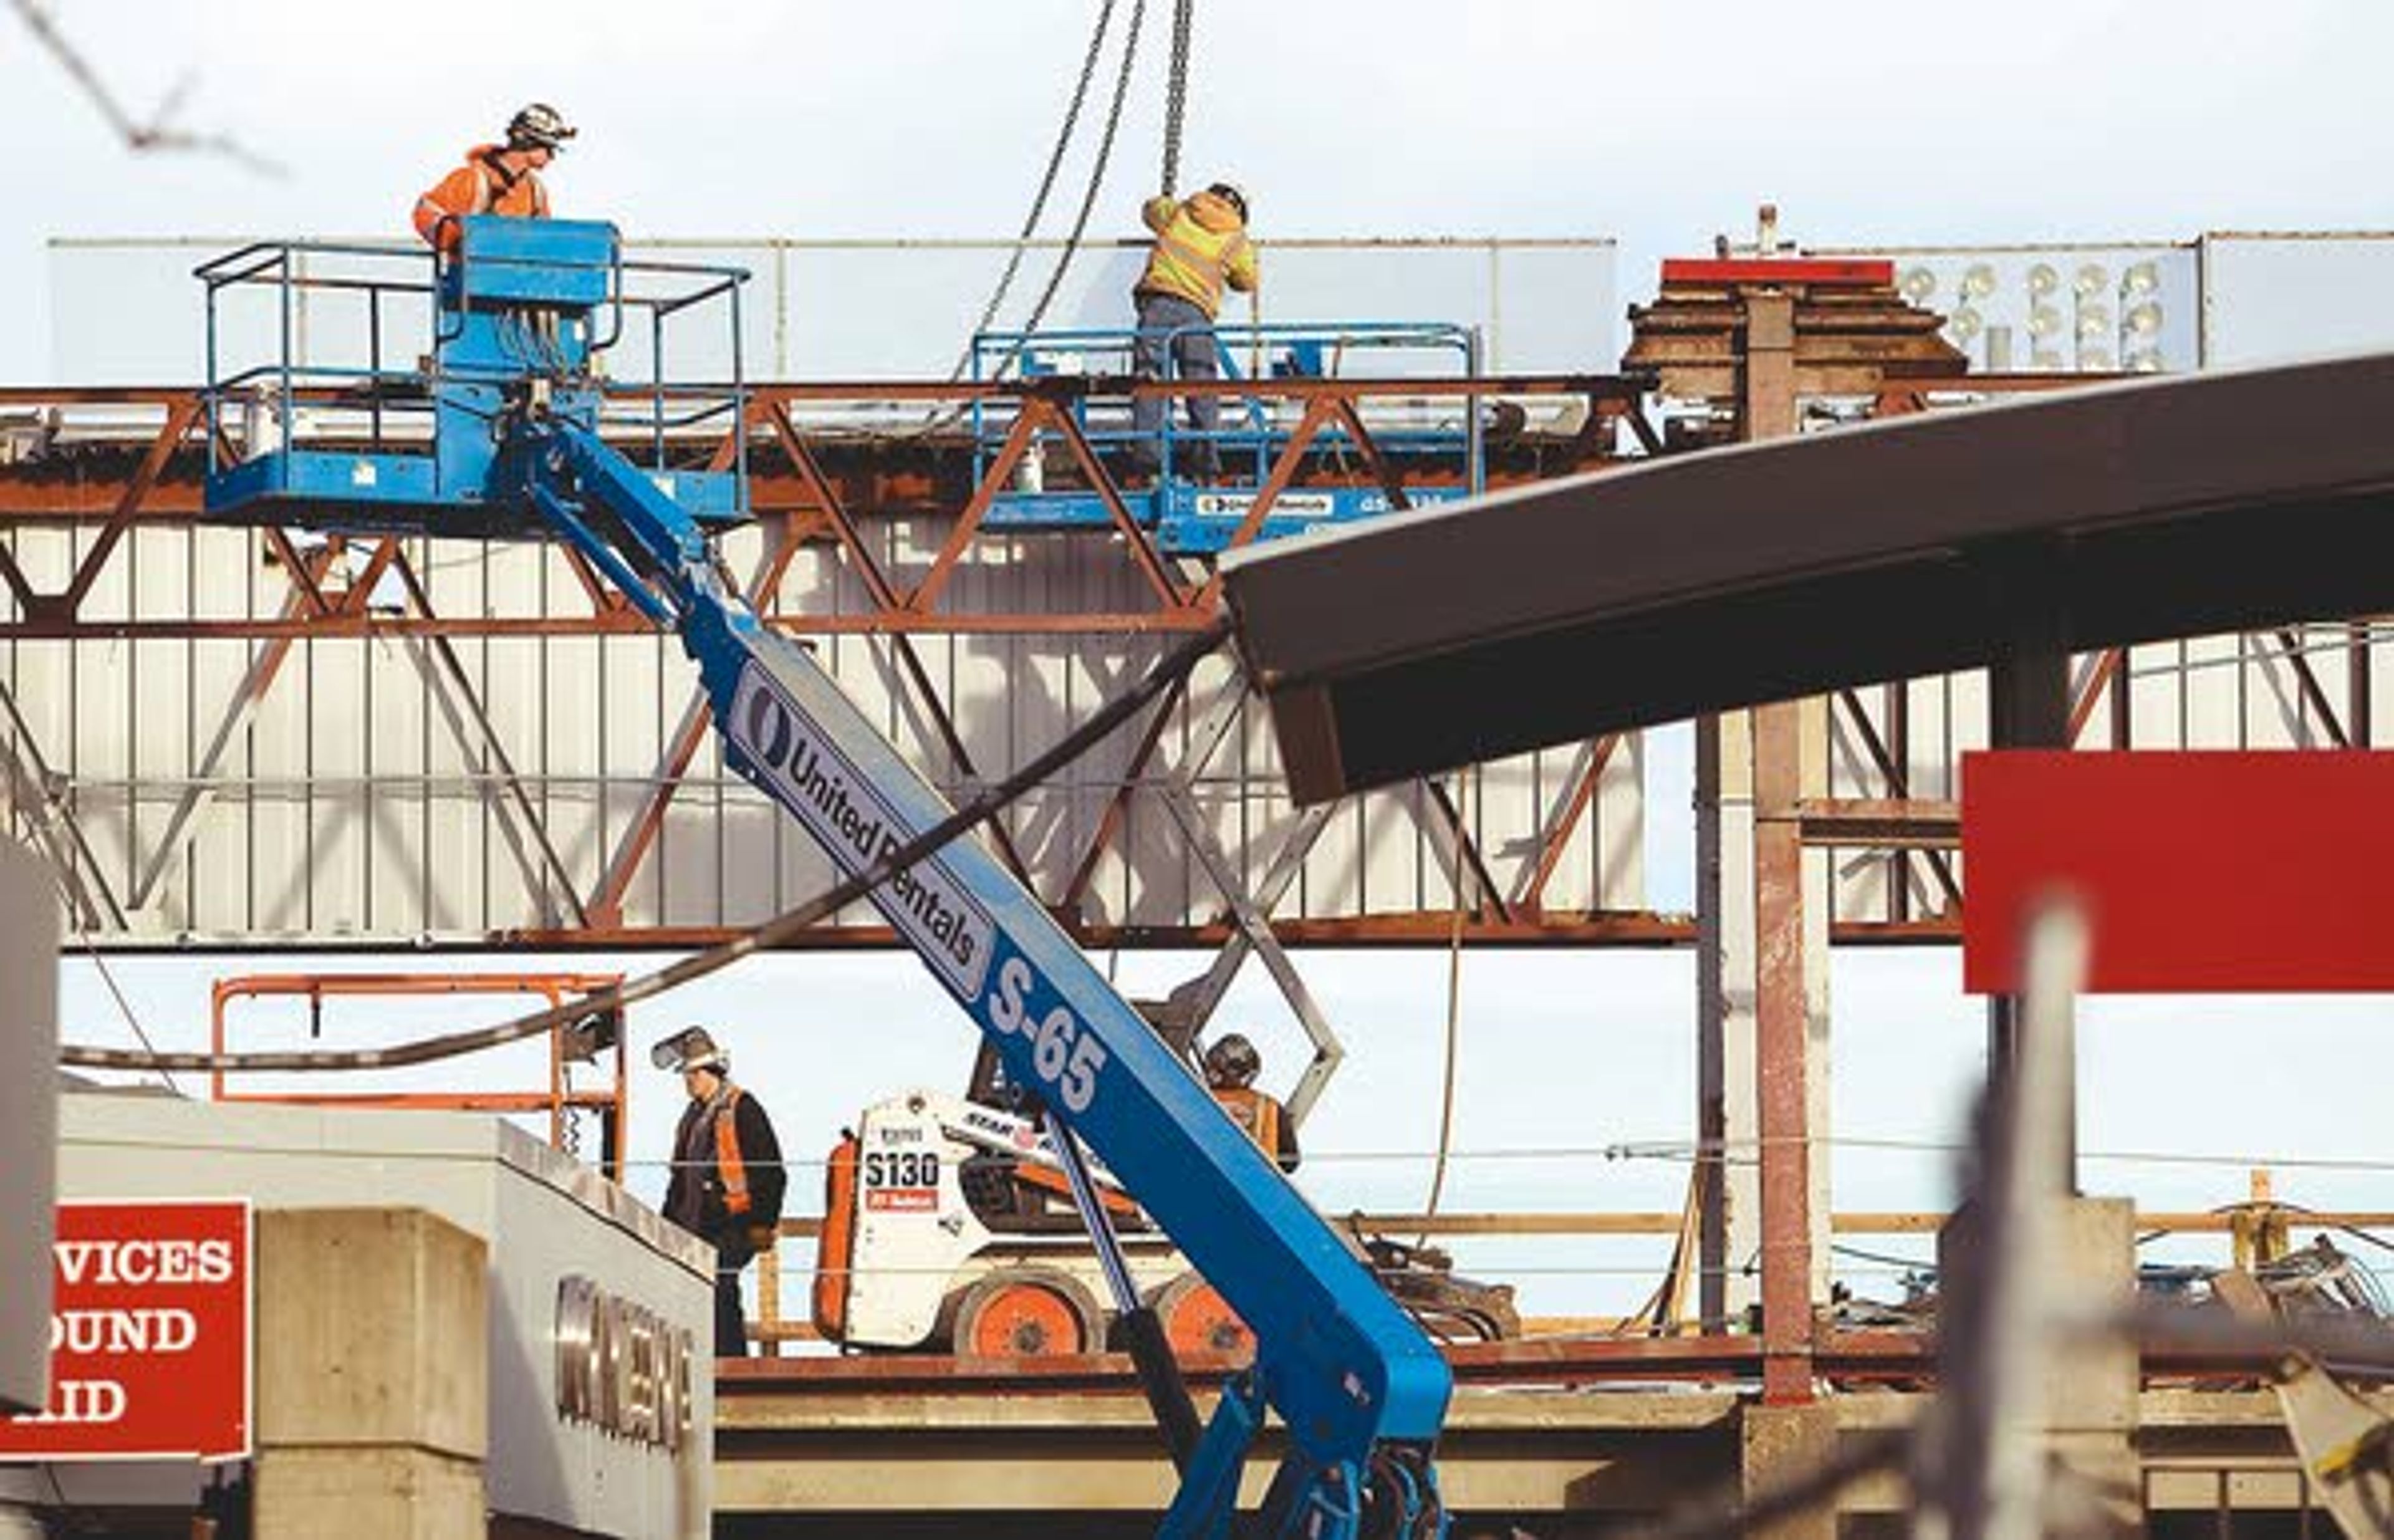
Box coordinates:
[1128,181,1258,482]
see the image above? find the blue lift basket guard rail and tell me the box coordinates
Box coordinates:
[195,217,748,540]
[199,219,1454,1540]
[972,320,1487,554]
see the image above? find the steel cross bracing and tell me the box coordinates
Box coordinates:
[4,372,2364,949]
[0,375,1656,949]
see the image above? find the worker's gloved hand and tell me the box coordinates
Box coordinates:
[744,1223,778,1254]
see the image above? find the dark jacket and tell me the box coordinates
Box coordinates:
[663,1082,786,1250]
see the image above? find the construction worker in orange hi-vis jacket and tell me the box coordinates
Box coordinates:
[1203,1032,1300,1174]
[655,1026,787,1359]
[412,103,577,252]
[1128,180,1258,483]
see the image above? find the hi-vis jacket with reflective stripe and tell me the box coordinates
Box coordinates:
[1135,190,1259,319]
[412,144,551,251]
[664,1081,787,1246]
[1213,1085,1301,1174]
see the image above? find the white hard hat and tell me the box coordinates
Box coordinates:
[651,1026,728,1075]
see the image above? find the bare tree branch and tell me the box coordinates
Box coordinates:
[9,0,284,175]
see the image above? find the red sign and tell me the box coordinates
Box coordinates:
[0,1200,252,1461]
[1659,257,1896,288]
[1963,751,2394,994]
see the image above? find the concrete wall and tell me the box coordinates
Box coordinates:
[0,840,56,1416]
[49,1094,714,1538]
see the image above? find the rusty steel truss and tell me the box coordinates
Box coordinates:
[5,362,2358,955]
[0,373,1673,950]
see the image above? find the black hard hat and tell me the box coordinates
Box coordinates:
[651,1025,727,1075]
[507,102,577,152]
[1203,1032,1260,1090]
[1207,181,1248,222]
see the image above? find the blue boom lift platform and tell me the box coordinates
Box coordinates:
[196,216,1454,1539]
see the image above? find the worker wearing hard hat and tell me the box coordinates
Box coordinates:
[1127,181,1259,483]
[411,102,577,252]
[1202,1031,1300,1173]
[655,1026,787,1357]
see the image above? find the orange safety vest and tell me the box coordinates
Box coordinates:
[1212,1085,1281,1157]
[713,1086,752,1216]
[1136,192,1257,320]
[412,145,551,251]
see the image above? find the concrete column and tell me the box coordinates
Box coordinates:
[1740,1400,1842,1540]
[1938,1196,2140,1537]
[1754,697,1829,1404]
[1697,711,1761,1331]
[253,1209,488,1540]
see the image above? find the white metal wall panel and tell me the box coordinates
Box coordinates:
[51,236,1623,386]
[26,230,1637,945]
[1827,632,2394,922]
[11,526,1655,944]
[1826,689,1892,922]
[2199,233,2394,367]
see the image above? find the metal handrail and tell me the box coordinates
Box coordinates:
[198,233,753,482]
[967,320,1483,491]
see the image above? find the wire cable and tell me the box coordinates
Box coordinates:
[73,935,183,1098]
[1418,768,1471,1233]
[58,618,1229,1074]
[31,846,187,1095]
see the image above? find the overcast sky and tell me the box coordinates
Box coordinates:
[20,0,2394,1318]
[9,0,2394,370]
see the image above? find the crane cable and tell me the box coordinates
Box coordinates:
[1418,768,1473,1234]
[57,621,1229,1076]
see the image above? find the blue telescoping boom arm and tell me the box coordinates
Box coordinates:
[534,420,1453,1537]
[194,213,1454,1535]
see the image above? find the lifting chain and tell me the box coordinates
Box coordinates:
[1007,0,1145,344]
[559,1058,582,1160]
[950,0,1147,393]
[1161,0,1194,196]
[950,0,1120,379]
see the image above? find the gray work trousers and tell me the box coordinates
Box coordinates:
[1129,291,1221,476]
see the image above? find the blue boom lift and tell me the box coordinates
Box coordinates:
[196,216,1454,1539]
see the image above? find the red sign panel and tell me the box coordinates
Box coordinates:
[1658,257,1896,288]
[1963,751,2394,994]
[0,1200,252,1461]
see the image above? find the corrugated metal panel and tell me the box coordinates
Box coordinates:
[1826,629,2392,922]
[1,524,1643,943]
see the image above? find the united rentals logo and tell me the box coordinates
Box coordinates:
[726,662,995,1002]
